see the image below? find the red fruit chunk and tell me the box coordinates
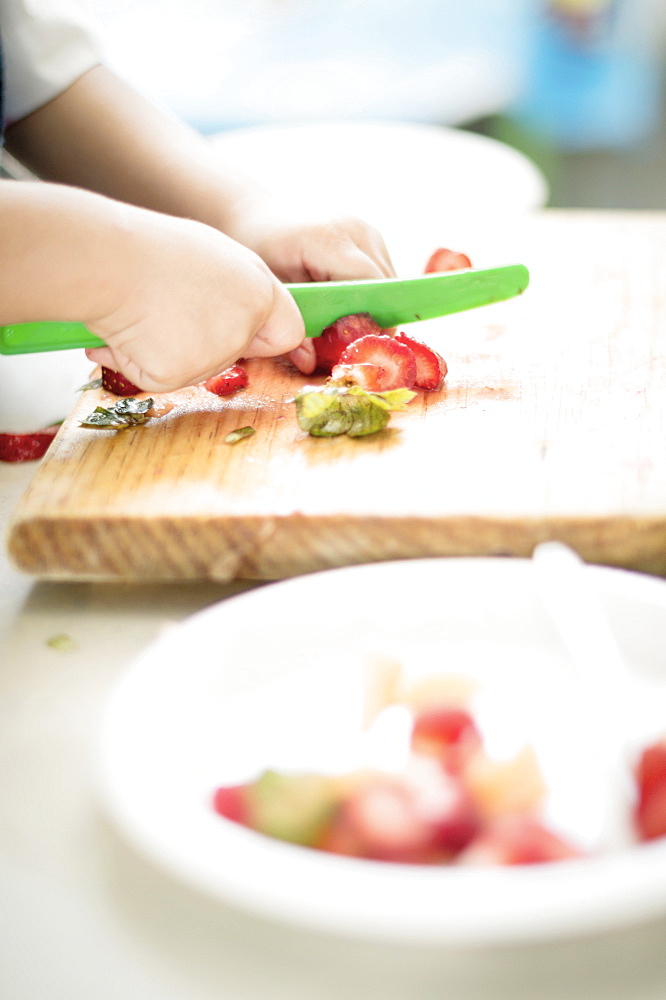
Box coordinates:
[411,707,482,774]
[101,367,142,396]
[424,247,472,274]
[212,784,250,826]
[320,758,479,863]
[201,364,249,396]
[634,740,666,841]
[331,334,416,392]
[321,776,430,862]
[314,313,384,374]
[458,814,583,866]
[0,426,58,463]
[394,332,448,391]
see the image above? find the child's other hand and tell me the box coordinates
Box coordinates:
[227,209,396,376]
[85,208,308,393]
[237,212,395,284]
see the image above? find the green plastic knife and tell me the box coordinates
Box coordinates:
[0,263,528,355]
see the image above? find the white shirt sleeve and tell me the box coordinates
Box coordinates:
[1,0,106,125]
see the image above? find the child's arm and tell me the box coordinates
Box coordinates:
[5,65,395,285]
[0,179,306,392]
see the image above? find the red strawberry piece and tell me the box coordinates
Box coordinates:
[424,248,472,274]
[320,758,479,863]
[457,814,583,866]
[101,367,143,396]
[411,707,482,774]
[394,332,448,390]
[0,426,59,463]
[634,740,666,841]
[201,364,249,396]
[314,313,384,374]
[405,754,480,856]
[331,334,416,392]
[319,773,437,863]
[212,784,251,826]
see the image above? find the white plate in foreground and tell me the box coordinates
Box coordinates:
[97,558,666,945]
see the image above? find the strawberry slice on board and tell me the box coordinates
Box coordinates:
[101,367,143,396]
[424,248,472,274]
[314,313,384,374]
[0,425,59,463]
[394,332,448,391]
[331,334,417,392]
[201,364,249,396]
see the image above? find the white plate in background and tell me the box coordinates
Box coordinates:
[96,557,666,944]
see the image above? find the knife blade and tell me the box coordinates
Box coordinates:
[0,263,528,355]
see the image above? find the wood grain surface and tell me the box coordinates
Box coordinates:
[7,210,666,581]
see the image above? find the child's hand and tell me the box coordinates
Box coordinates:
[85,207,307,393]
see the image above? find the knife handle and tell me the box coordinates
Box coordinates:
[0,321,103,355]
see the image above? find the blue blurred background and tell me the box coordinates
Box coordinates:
[88,0,666,209]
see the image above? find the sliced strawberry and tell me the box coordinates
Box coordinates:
[201,364,249,396]
[394,332,448,390]
[634,740,666,841]
[411,707,482,774]
[0,426,59,463]
[101,367,143,396]
[424,247,472,274]
[331,334,416,392]
[314,313,384,374]
[457,814,583,866]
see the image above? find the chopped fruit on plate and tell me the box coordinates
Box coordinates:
[318,758,480,863]
[212,783,250,825]
[211,671,583,867]
[216,771,340,847]
[0,425,59,462]
[633,739,666,841]
[394,331,448,391]
[464,745,547,820]
[201,364,249,396]
[101,367,142,396]
[331,334,417,392]
[314,312,384,374]
[424,247,473,274]
[457,814,584,866]
[411,707,482,775]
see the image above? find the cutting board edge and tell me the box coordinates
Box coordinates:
[7,511,666,583]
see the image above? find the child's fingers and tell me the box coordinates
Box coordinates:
[287,339,317,374]
[85,346,117,371]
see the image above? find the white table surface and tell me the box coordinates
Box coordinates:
[3,123,666,999]
[3,462,666,1000]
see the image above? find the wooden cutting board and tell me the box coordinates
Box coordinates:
[7,210,666,581]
